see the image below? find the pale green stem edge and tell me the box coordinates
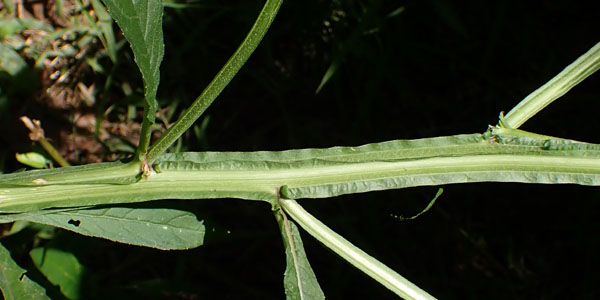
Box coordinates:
[278,199,436,300]
[146,0,283,163]
[501,41,600,129]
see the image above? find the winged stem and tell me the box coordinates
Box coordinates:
[278,199,437,300]
[146,0,283,163]
[501,41,600,129]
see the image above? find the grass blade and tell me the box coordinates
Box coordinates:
[0,243,50,300]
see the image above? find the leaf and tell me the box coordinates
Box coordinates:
[90,0,118,63]
[0,242,50,300]
[29,247,83,300]
[20,206,205,250]
[275,209,325,300]
[0,41,27,77]
[0,18,54,38]
[15,152,52,169]
[101,0,164,159]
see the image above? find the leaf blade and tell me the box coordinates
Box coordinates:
[21,206,205,250]
[0,243,50,300]
[101,0,164,160]
[29,247,84,300]
[275,209,325,300]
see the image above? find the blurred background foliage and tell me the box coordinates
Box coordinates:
[1,0,600,299]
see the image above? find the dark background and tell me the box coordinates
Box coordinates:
[3,0,600,299]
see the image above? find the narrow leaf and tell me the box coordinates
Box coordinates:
[0,242,50,300]
[29,247,83,300]
[101,0,164,160]
[392,188,442,221]
[275,207,325,300]
[21,206,204,250]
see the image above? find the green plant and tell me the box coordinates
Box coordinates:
[1,0,599,299]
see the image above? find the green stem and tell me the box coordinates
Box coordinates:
[501,41,600,129]
[2,132,600,212]
[278,199,436,300]
[146,0,283,163]
[38,138,71,168]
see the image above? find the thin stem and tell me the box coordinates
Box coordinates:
[501,41,600,129]
[146,0,283,163]
[278,199,436,300]
[20,116,70,167]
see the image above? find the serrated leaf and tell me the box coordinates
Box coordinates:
[21,206,204,250]
[29,247,83,300]
[276,210,325,300]
[0,242,50,300]
[101,0,164,158]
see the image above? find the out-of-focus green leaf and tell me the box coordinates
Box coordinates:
[15,153,52,169]
[90,0,118,62]
[0,42,27,77]
[0,243,50,300]
[29,247,83,300]
[276,210,324,300]
[101,0,164,160]
[21,206,204,250]
[315,60,338,94]
[0,18,54,38]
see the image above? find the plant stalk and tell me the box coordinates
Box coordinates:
[501,41,600,129]
[146,0,283,163]
[2,140,600,212]
[278,199,436,300]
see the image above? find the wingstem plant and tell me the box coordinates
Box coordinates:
[0,0,599,299]
[146,0,284,163]
[501,42,600,129]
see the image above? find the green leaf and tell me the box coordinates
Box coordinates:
[90,0,118,63]
[0,41,27,77]
[0,18,54,38]
[15,152,52,169]
[21,206,205,250]
[101,0,164,161]
[0,243,50,300]
[29,247,84,300]
[275,209,325,300]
